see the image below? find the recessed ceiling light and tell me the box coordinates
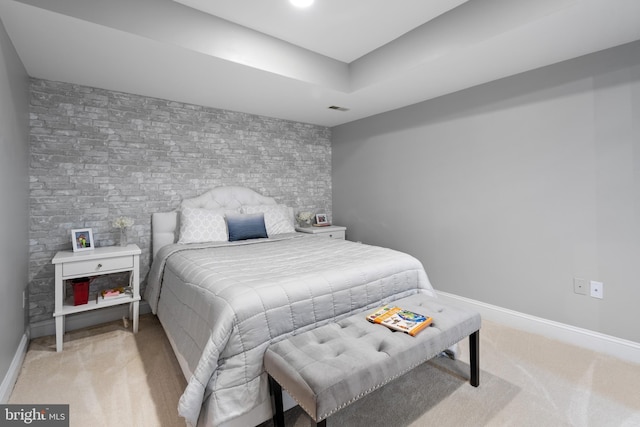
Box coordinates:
[290,0,314,8]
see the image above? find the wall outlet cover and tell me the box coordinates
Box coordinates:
[590,280,604,299]
[573,277,588,295]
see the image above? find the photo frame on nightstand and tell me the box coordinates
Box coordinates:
[315,213,330,226]
[71,228,94,252]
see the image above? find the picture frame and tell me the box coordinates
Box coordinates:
[315,213,330,226]
[71,228,94,252]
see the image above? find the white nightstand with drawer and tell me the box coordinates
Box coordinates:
[295,225,346,240]
[52,244,141,352]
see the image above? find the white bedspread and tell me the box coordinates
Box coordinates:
[145,234,434,426]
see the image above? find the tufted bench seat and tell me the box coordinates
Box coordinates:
[263,294,481,427]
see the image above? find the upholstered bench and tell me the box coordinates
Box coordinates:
[263,294,481,427]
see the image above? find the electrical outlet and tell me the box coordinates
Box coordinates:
[573,277,588,295]
[590,281,604,299]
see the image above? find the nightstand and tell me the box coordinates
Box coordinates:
[295,225,346,240]
[52,244,141,352]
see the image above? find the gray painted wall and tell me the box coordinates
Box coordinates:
[0,18,29,389]
[29,79,331,325]
[332,41,640,343]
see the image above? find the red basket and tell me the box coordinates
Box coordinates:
[71,278,90,305]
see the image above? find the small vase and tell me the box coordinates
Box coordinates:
[119,228,128,247]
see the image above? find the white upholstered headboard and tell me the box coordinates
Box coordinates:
[151,186,279,259]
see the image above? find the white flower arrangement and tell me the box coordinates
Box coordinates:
[296,211,314,225]
[112,216,134,229]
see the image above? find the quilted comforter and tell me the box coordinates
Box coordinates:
[145,233,434,426]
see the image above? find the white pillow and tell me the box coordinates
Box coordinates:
[178,207,228,244]
[242,204,295,235]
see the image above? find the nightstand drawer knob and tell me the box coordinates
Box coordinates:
[97,263,103,269]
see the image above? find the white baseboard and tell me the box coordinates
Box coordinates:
[30,301,151,339]
[0,330,29,403]
[435,291,640,365]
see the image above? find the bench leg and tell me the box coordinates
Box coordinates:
[469,330,480,387]
[268,374,328,427]
[269,375,285,427]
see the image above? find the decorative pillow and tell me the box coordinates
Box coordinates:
[242,204,295,236]
[226,213,268,241]
[178,207,228,244]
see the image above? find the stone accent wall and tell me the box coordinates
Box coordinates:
[28,79,332,325]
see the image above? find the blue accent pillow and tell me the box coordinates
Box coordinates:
[226,213,268,241]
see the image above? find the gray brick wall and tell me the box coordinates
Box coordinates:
[28,79,332,325]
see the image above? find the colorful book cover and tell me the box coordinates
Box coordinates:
[366,305,433,336]
[97,286,132,302]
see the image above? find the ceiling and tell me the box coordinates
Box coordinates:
[1,0,639,127]
[172,0,470,63]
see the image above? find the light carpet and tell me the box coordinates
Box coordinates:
[9,314,640,426]
[9,315,186,426]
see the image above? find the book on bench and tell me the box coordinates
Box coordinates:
[366,306,433,336]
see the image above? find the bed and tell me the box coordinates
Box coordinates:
[145,186,436,427]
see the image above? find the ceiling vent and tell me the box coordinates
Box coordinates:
[328,105,350,112]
